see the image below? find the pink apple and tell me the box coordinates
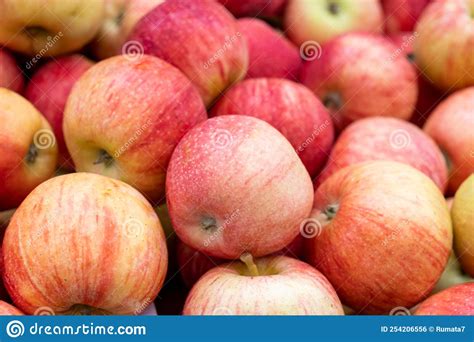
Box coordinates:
[284,0,383,46]
[0,49,23,93]
[218,0,287,18]
[211,78,334,177]
[300,33,418,130]
[237,18,301,80]
[415,283,474,315]
[184,255,343,315]
[2,173,168,315]
[307,161,452,314]
[166,115,314,259]
[0,301,23,315]
[24,55,94,170]
[0,88,58,211]
[127,0,248,107]
[414,0,474,91]
[382,0,431,33]
[63,55,207,203]
[424,87,474,194]
[315,117,448,192]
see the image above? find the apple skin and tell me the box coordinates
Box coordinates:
[24,55,94,171]
[307,161,452,314]
[452,175,474,277]
[300,33,418,130]
[0,301,23,315]
[414,0,474,91]
[284,0,383,46]
[2,173,168,315]
[184,255,344,315]
[0,0,104,56]
[211,78,334,178]
[63,55,207,203]
[424,87,474,194]
[166,115,314,259]
[315,117,448,192]
[382,0,431,33]
[237,18,301,81]
[0,88,58,211]
[218,0,287,18]
[415,283,474,315]
[127,0,248,107]
[0,49,23,93]
[433,253,473,293]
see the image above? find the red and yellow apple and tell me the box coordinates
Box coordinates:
[382,0,431,33]
[0,301,23,315]
[415,283,474,315]
[0,49,23,93]
[218,0,287,18]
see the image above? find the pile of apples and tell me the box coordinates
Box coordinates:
[0,0,472,316]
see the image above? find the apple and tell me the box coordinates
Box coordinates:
[126,0,248,107]
[415,283,474,315]
[24,55,94,171]
[424,87,474,194]
[433,253,473,293]
[218,0,287,18]
[315,117,448,192]
[0,301,23,315]
[452,175,474,277]
[414,0,474,91]
[2,172,168,315]
[300,33,418,130]
[0,49,23,93]
[63,55,207,203]
[284,0,383,46]
[166,115,314,259]
[307,161,452,314]
[0,88,58,211]
[237,18,301,81]
[0,0,104,56]
[382,0,431,33]
[184,254,344,315]
[211,78,334,177]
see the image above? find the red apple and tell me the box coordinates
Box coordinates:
[24,55,94,170]
[382,0,431,33]
[315,117,448,192]
[0,49,23,93]
[415,283,474,315]
[2,173,168,315]
[63,55,207,203]
[284,0,383,46]
[414,0,474,91]
[237,18,301,80]
[307,161,452,314]
[184,255,344,315]
[424,87,474,194]
[0,88,58,211]
[211,78,334,177]
[166,115,314,259]
[127,0,248,107]
[218,0,287,18]
[300,33,418,130]
[0,301,23,315]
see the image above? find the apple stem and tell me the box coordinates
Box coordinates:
[94,149,114,167]
[323,92,342,112]
[240,252,259,277]
[25,144,39,164]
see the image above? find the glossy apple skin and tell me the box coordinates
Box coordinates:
[211,78,334,177]
[414,0,474,91]
[237,19,301,80]
[424,87,474,194]
[0,0,104,56]
[0,88,58,211]
[25,55,94,171]
[315,117,448,192]
[300,33,418,130]
[382,0,431,33]
[0,49,23,93]
[2,173,168,315]
[127,0,248,107]
[184,255,343,315]
[0,300,23,315]
[308,161,452,314]
[63,55,207,203]
[284,0,383,46]
[218,0,287,18]
[452,175,474,277]
[167,115,314,259]
[415,283,474,315]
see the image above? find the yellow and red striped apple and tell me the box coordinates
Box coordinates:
[0,49,23,93]
[415,283,474,315]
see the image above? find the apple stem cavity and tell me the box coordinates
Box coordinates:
[25,143,39,164]
[324,203,339,220]
[94,149,114,168]
[327,1,341,15]
[201,216,218,232]
[240,252,259,277]
[323,92,343,112]
[23,26,50,39]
